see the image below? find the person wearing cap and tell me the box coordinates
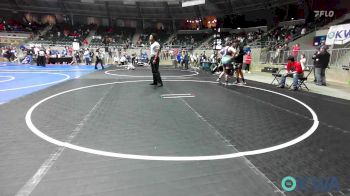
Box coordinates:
[314,46,330,86]
[277,56,304,91]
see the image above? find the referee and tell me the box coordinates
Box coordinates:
[149,33,163,87]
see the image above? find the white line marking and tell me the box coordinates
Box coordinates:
[0,69,92,72]
[25,80,319,161]
[0,76,15,83]
[162,96,196,99]
[105,69,199,78]
[161,94,193,97]
[174,90,286,195]
[0,72,70,92]
[16,86,112,196]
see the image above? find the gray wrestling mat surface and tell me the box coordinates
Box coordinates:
[1,68,349,196]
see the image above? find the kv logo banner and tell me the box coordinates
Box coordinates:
[281,176,340,193]
[314,10,335,18]
[326,23,350,45]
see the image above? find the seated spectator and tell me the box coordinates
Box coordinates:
[277,56,304,91]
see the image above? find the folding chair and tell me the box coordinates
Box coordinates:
[271,68,286,85]
[293,67,314,91]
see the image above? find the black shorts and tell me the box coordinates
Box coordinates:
[234,63,243,70]
[224,68,233,76]
[223,63,233,70]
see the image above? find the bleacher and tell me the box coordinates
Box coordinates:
[170,32,211,48]
[92,26,135,48]
[136,28,171,47]
[33,23,95,46]
[0,18,45,35]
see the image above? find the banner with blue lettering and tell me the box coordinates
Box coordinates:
[326,23,350,45]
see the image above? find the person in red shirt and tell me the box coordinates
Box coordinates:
[277,56,304,91]
[292,43,300,58]
[83,39,88,46]
[243,51,252,73]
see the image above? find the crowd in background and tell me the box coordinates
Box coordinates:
[0,17,45,35]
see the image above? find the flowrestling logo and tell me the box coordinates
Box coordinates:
[314,10,335,18]
[281,176,340,193]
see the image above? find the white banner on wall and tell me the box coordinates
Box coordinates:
[326,23,350,45]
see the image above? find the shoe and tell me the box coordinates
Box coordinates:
[157,83,163,87]
[322,84,327,86]
[277,85,285,88]
[289,88,298,91]
[248,71,251,74]
[149,83,157,85]
[216,78,220,82]
[243,82,247,85]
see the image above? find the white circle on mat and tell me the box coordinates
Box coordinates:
[0,72,70,92]
[26,80,319,161]
[0,76,15,83]
[105,69,199,78]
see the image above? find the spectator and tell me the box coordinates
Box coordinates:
[277,56,304,91]
[274,45,282,64]
[243,51,252,73]
[83,49,91,65]
[314,46,330,86]
[282,43,290,63]
[312,47,321,82]
[292,43,300,58]
[181,50,190,70]
[300,54,307,71]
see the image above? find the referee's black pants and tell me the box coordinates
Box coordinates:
[95,59,104,69]
[37,56,46,66]
[150,56,163,85]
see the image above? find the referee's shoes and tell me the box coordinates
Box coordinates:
[149,83,163,87]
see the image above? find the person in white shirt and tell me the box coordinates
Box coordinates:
[95,49,105,70]
[120,55,127,65]
[300,54,307,71]
[83,49,91,65]
[149,33,163,87]
[37,48,46,67]
[114,56,120,65]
